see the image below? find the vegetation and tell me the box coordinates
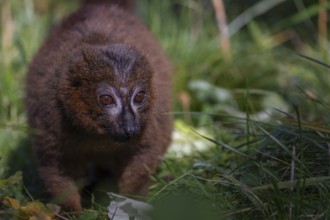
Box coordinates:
[1,0,330,219]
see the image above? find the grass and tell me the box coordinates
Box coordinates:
[150,111,330,219]
[1,0,330,219]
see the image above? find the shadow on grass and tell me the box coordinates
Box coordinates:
[3,137,48,202]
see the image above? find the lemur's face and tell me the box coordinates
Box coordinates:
[59,44,154,142]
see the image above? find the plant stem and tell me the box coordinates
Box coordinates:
[318,0,328,60]
[212,0,231,62]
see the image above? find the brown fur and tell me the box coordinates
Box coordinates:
[25,0,172,212]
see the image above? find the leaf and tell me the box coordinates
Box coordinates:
[3,197,21,209]
[0,171,23,190]
[3,198,56,220]
[19,201,55,219]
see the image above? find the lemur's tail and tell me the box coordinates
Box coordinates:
[79,0,135,11]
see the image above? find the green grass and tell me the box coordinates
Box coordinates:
[1,0,330,219]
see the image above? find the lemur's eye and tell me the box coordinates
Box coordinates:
[134,91,146,104]
[99,95,115,106]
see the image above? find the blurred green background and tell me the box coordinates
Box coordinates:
[1,0,330,219]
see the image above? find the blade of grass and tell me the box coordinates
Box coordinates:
[149,171,192,200]
[275,3,330,30]
[224,175,266,211]
[256,125,302,163]
[251,176,330,190]
[290,51,330,69]
[193,130,252,159]
[229,0,286,36]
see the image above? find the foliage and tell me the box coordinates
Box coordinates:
[1,0,330,219]
[150,112,330,219]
